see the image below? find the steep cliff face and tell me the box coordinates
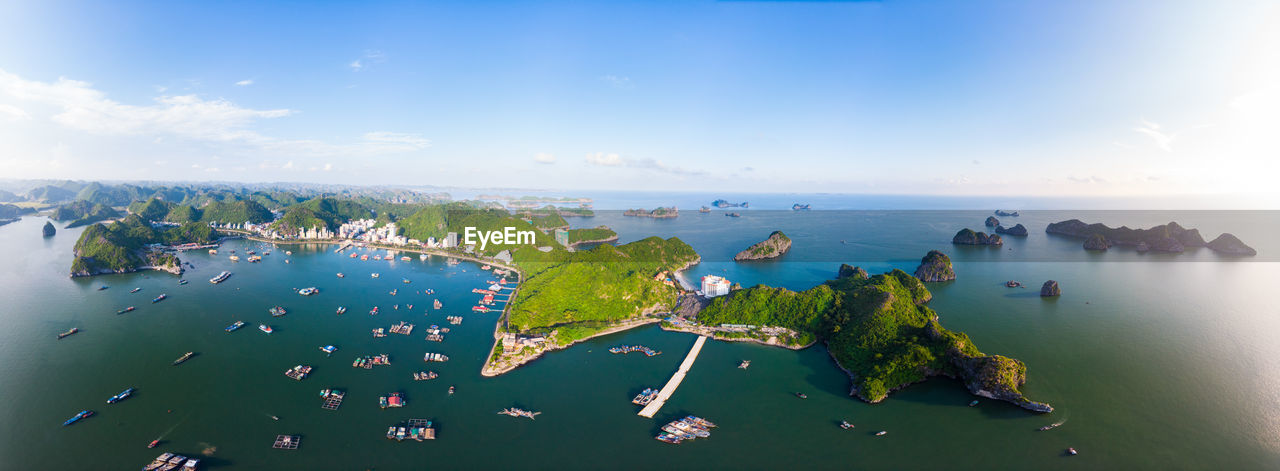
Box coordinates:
[913,250,956,282]
[952,228,1003,246]
[734,231,792,261]
[994,224,1028,236]
[985,216,999,227]
[1040,280,1061,297]
[42,221,56,237]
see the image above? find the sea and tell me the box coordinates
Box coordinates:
[1,193,1278,470]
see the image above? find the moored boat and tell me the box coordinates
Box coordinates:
[269,306,287,316]
[298,287,319,296]
[225,321,245,332]
[259,324,273,334]
[152,294,167,303]
[130,287,141,293]
[63,410,93,426]
[107,387,135,404]
[57,327,79,339]
[172,352,194,365]
[336,306,347,315]
[840,420,854,430]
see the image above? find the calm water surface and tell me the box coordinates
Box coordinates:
[2,210,1279,469]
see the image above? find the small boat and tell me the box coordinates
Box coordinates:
[97,286,108,291]
[130,287,141,293]
[369,306,379,315]
[371,273,380,278]
[336,306,347,315]
[336,273,344,278]
[259,324,273,334]
[225,321,245,332]
[402,278,411,284]
[172,352,194,365]
[969,400,980,407]
[208,249,217,254]
[448,385,455,395]
[320,345,337,354]
[148,439,159,448]
[178,279,188,285]
[738,360,750,369]
[209,271,232,284]
[285,251,292,255]
[840,420,853,430]
[107,387,134,404]
[298,287,319,296]
[433,299,442,309]
[63,410,93,426]
[152,294,167,303]
[116,306,136,315]
[1067,448,1078,455]
[795,392,807,399]
[1039,422,1063,431]
[419,254,428,261]
[269,306,287,316]
[875,431,887,436]
[57,328,79,339]
[229,255,239,262]
[389,289,397,296]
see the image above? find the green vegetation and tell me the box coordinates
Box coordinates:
[271,197,373,232]
[567,226,617,244]
[198,200,273,224]
[558,207,594,217]
[397,205,449,241]
[524,206,568,229]
[54,200,122,227]
[699,268,1042,407]
[70,215,216,275]
[506,236,699,338]
[0,203,34,220]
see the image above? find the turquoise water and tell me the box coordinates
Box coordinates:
[2,209,1279,469]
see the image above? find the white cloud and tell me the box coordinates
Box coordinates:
[361,131,430,149]
[0,103,28,121]
[601,74,633,89]
[1134,118,1175,152]
[350,50,387,72]
[349,60,363,71]
[533,152,556,164]
[282,160,295,170]
[323,163,333,171]
[584,152,704,176]
[235,79,253,86]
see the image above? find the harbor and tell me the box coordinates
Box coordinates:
[637,336,707,418]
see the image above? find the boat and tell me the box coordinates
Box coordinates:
[62,410,93,426]
[285,251,292,255]
[229,255,239,262]
[172,352,194,365]
[152,294,167,303]
[247,255,262,262]
[223,321,245,332]
[369,306,379,315]
[269,306,287,316]
[371,273,380,278]
[412,371,438,381]
[208,249,217,254]
[875,431,887,436]
[130,287,141,293]
[448,386,455,395]
[178,279,188,285]
[57,328,79,339]
[400,256,411,261]
[698,206,711,213]
[181,459,199,470]
[1039,422,1063,431]
[433,299,442,309]
[632,388,659,405]
[389,289,397,296]
[97,286,108,291]
[1067,447,1078,455]
[423,352,449,362]
[298,287,319,296]
[107,387,135,404]
[840,420,854,430]
[419,254,428,261]
[209,271,232,284]
[284,365,313,380]
[117,306,136,314]
[738,360,750,369]
[259,324,273,334]
[795,392,808,399]
[148,439,159,448]
[1005,280,1023,288]
[379,392,405,408]
[497,407,540,419]
[336,272,345,278]
[320,345,337,354]
[336,306,347,315]
[969,400,980,407]
[471,306,489,313]
[402,278,411,284]
[725,212,740,217]
[481,265,491,270]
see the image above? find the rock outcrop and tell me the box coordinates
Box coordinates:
[994,210,1020,217]
[952,228,1003,246]
[913,250,956,282]
[985,216,999,227]
[734,231,792,261]
[1206,233,1257,256]
[42,221,56,237]
[955,353,1053,413]
[837,264,868,280]
[1046,219,1248,255]
[1083,234,1109,251]
[1040,280,1061,297]
[995,224,1028,236]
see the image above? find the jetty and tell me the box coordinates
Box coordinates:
[638,335,707,418]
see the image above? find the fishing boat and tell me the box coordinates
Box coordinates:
[152,294,167,303]
[107,387,134,404]
[336,272,345,278]
[400,256,411,261]
[497,407,540,419]
[632,388,659,405]
[402,278,411,284]
[369,306,379,315]
[117,306,136,315]
[471,306,489,313]
[969,400,980,407]
[298,287,319,296]
[178,279,188,285]
[371,273,380,278]
[875,431,888,436]
[229,255,239,262]
[389,289,397,296]
[209,271,232,284]
[738,360,750,369]
[172,352,194,365]
[795,392,808,399]
[481,265,491,270]
[63,410,93,426]
[130,287,141,293]
[259,324,273,334]
[840,420,854,430]
[1067,448,1078,455]
[448,386,455,395]
[147,439,159,448]
[57,328,79,339]
[182,459,199,470]
[1005,280,1023,288]
[419,254,428,261]
[269,306,287,316]
[423,352,449,362]
[412,371,438,381]
[209,248,217,254]
[320,345,337,354]
[225,321,245,332]
[433,299,442,309]
[336,306,347,315]
[285,251,292,255]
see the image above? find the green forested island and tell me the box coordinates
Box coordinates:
[696,265,1051,411]
[566,226,618,245]
[70,215,217,276]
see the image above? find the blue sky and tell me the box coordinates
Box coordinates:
[0,0,1277,200]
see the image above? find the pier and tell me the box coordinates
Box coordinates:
[638,335,707,418]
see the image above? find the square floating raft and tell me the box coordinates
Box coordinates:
[272,435,301,449]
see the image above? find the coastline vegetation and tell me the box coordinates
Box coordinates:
[70,215,217,275]
[567,226,617,244]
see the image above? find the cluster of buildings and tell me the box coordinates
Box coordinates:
[213,218,465,250]
[500,331,548,354]
[700,275,731,298]
[337,219,406,245]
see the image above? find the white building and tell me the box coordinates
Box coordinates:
[701,275,731,297]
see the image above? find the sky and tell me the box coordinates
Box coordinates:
[0,0,1278,201]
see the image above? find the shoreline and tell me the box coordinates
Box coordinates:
[658,323,815,350]
[481,317,665,377]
